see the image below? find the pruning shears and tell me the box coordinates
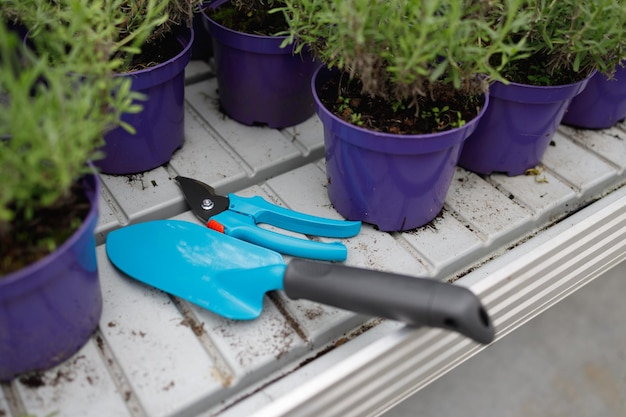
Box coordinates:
[174,176,361,261]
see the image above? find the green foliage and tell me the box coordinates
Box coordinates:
[421,106,466,129]
[230,0,282,11]
[518,0,626,78]
[4,0,201,72]
[334,95,365,125]
[336,96,351,114]
[150,0,202,40]
[208,0,289,35]
[0,0,196,227]
[275,0,532,103]
[525,64,553,86]
[0,19,138,224]
[391,101,406,113]
[0,0,202,268]
[349,112,364,126]
[0,0,201,227]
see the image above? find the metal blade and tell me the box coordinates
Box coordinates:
[175,176,230,224]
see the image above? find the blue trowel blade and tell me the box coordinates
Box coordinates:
[105,220,286,319]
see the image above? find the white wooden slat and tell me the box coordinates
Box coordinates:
[445,168,533,244]
[169,105,248,191]
[185,80,312,179]
[14,340,131,417]
[97,246,226,417]
[98,167,182,224]
[188,303,308,380]
[489,170,576,221]
[401,209,485,279]
[271,294,368,346]
[560,125,626,173]
[0,388,12,417]
[215,320,405,417]
[96,186,125,245]
[280,115,325,159]
[264,163,344,220]
[348,225,430,274]
[543,131,617,193]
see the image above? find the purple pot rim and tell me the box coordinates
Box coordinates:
[312,66,489,152]
[116,26,194,81]
[490,70,596,102]
[0,172,100,291]
[202,9,293,54]
[24,27,193,85]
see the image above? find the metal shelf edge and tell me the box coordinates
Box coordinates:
[248,186,626,417]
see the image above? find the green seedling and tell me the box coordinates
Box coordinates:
[350,112,364,126]
[422,106,466,130]
[337,96,351,114]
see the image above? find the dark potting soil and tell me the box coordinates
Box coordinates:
[499,52,590,86]
[318,72,484,135]
[206,2,289,35]
[124,30,185,72]
[0,183,90,277]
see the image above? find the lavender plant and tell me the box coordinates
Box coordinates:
[276,0,531,107]
[504,0,626,84]
[4,0,201,72]
[0,0,183,273]
[207,0,288,35]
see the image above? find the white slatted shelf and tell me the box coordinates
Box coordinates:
[2,60,626,417]
[5,340,132,417]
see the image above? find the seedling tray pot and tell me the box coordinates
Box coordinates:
[562,65,626,129]
[459,75,591,176]
[204,12,318,128]
[313,67,487,232]
[95,27,193,175]
[0,174,102,381]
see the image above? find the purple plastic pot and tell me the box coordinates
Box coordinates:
[95,27,194,175]
[458,74,592,176]
[192,7,213,60]
[0,173,102,381]
[562,64,626,129]
[203,11,319,128]
[314,67,488,232]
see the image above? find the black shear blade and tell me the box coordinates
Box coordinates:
[175,176,230,223]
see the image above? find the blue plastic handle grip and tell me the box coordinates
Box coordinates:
[227,194,361,238]
[211,210,349,261]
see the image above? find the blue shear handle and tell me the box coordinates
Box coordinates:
[212,211,349,261]
[227,194,361,238]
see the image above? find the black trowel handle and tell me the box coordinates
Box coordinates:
[283,259,495,344]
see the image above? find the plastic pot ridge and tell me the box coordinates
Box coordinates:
[95,27,194,175]
[459,74,592,176]
[563,65,626,129]
[314,67,488,232]
[0,173,102,381]
[203,11,319,128]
